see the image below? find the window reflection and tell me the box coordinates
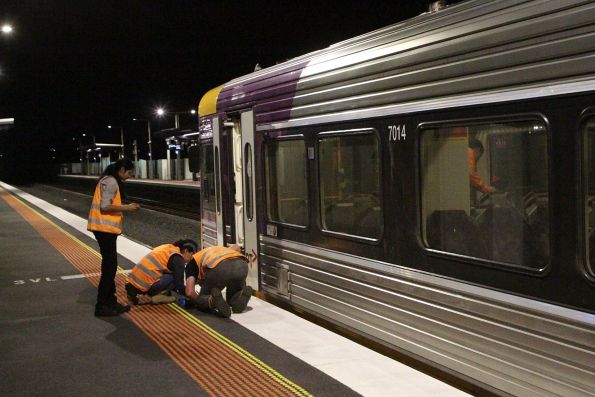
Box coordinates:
[421,120,549,269]
[319,132,382,239]
[265,139,308,226]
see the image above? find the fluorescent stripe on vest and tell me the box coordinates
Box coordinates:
[127,244,181,292]
[87,176,123,234]
[192,246,247,283]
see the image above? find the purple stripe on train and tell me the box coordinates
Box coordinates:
[217,61,309,125]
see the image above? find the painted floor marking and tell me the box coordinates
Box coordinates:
[1,188,313,397]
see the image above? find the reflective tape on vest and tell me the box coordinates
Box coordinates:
[87,176,123,234]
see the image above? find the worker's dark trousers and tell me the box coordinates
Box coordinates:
[195,258,248,311]
[93,231,118,308]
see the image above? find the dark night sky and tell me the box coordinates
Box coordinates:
[1,0,436,170]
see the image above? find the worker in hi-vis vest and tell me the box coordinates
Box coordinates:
[184,244,253,318]
[468,139,495,194]
[125,239,198,305]
[87,158,140,317]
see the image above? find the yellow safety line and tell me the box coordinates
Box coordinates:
[3,187,312,397]
[4,190,132,276]
[3,191,102,259]
[169,304,313,397]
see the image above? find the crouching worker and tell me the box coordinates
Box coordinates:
[125,239,198,305]
[185,244,253,318]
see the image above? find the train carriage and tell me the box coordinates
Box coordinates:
[197,0,595,395]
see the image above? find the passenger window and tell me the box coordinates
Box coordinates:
[585,117,595,275]
[200,144,216,212]
[265,138,308,226]
[244,143,253,221]
[319,131,382,239]
[420,120,549,269]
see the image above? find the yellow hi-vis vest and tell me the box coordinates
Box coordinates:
[87,176,123,234]
[192,246,247,283]
[127,244,181,292]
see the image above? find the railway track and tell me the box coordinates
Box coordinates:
[51,175,200,220]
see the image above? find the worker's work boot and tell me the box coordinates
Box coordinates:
[230,286,253,313]
[209,288,231,318]
[112,302,131,313]
[151,291,176,304]
[94,304,119,317]
[125,283,140,305]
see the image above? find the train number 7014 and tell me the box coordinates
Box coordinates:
[388,124,406,141]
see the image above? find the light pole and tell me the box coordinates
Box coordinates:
[77,133,87,173]
[132,118,152,161]
[157,107,196,129]
[108,125,125,159]
[1,24,13,35]
[133,118,153,178]
[156,108,196,180]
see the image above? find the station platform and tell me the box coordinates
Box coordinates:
[0,181,469,397]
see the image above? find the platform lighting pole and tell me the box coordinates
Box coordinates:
[78,133,87,173]
[108,125,125,158]
[133,118,152,178]
[132,118,152,160]
[156,108,196,180]
[133,118,152,160]
[133,139,138,166]
[1,24,13,35]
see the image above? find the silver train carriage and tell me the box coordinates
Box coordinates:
[196,0,595,395]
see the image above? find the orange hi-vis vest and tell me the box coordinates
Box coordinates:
[127,244,181,292]
[87,176,123,234]
[192,246,247,283]
[467,148,492,194]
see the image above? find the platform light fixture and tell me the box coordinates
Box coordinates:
[108,124,125,158]
[1,24,13,35]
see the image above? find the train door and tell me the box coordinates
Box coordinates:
[199,137,217,248]
[241,110,258,288]
[213,117,232,245]
[212,112,259,288]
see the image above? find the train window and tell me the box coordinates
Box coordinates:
[420,119,549,269]
[200,144,216,212]
[318,130,382,239]
[214,146,221,214]
[265,138,308,226]
[585,117,595,276]
[244,143,253,221]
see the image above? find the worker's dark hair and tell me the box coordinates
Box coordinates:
[173,239,199,253]
[96,157,134,199]
[468,138,484,158]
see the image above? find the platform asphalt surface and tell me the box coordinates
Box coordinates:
[0,187,360,396]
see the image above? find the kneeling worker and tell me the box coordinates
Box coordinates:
[185,244,253,318]
[125,239,198,304]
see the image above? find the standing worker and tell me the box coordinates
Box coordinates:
[468,139,495,194]
[185,244,253,318]
[125,239,198,305]
[88,157,140,317]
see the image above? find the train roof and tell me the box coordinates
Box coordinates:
[198,0,595,128]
